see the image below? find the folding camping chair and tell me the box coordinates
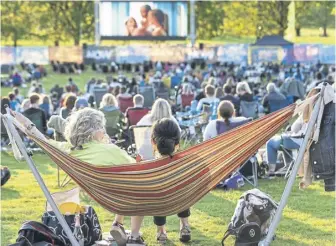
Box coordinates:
[277,145,298,179]
[126,108,149,126]
[237,156,259,187]
[118,96,133,113]
[139,86,155,108]
[269,98,290,113]
[93,87,107,108]
[181,94,194,109]
[240,101,259,119]
[128,125,154,161]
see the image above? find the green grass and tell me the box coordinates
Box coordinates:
[1,151,335,246]
[1,28,335,47]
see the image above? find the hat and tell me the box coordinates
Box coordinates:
[75,98,89,109]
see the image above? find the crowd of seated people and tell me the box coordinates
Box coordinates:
[1,59,335,246]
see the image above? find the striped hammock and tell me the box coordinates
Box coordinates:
[24,105,295,216]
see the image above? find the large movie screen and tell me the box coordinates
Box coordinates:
[99,1,188,40]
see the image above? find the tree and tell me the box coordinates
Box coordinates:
[295,1,311,37]
[195,1,225,40]
[49,1,94,45]
[0,1,41,46]
[223,1,258,38]
[258,1,291,37]
[303,1,335,37]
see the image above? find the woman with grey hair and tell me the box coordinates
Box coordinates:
[262,82,286,113]
[11,108,146,246]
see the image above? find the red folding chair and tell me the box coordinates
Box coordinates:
[181,94,194,108]
[126,108,150,126]
[118,96,134,113]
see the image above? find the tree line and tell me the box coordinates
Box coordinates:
[1,1,335,46]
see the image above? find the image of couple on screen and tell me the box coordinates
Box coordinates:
[125,5,168,37]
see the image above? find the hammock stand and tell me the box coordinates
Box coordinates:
[1,85,325,246]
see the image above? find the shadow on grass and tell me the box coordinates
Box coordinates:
[1,152,56,175]
[1,187,21,200]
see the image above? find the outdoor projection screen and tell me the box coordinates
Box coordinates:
[99,1,188,40]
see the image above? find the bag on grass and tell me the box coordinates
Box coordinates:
[222,189,278,246]
[9,221,65,246]
[42,205,102,246]
[1,166,11,186]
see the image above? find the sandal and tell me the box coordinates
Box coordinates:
[180,225,191,242]
[156,232,168,244]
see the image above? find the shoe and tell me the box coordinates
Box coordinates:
[156,231,168,244]
[126,235,146,246]
[275,166,289,176]
[179,225,191,242]
[110,222,127,246]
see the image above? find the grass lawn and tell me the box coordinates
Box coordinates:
[1,151,335,246]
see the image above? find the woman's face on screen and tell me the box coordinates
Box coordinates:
[126,18,137,34]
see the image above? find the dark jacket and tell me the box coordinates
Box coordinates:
[262,91,286,112]
[195,91,205,101]
[310,102,335,192]
[239,93,254,102]
[220,94,241,112]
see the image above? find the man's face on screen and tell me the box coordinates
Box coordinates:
[141,7,148,18]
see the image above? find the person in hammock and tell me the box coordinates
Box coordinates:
[151,118,191,243]
[10,108,146,246]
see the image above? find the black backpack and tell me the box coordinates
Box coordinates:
[222,189,278,246]
[9,221,65,246]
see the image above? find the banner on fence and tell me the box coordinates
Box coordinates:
[15,47,49,65]
[250,46,287,64]
[115,46,150,64]
[185,47,217,62]
[0,47,16,65]
[84,46,116,64]
[217,44,248,64]
[49,46,83,63]
[293,44,320,63]
[318,45,335,64]
[150,46,186,63]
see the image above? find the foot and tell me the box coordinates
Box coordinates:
[156,231,168,244]
[180,225,191,242]
[126,235,146,246]
[110,222,127,246]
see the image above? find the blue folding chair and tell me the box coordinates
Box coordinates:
[269,99,290,113]
[170,76,182,89]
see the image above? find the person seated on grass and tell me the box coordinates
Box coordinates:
[151,118,191,244]
[262,82,286,113]
[236,81,254,102]
[196,85,219,111]
[220,84,240,113]
[8,93,20,112]
[23,93,47,134]
[100,93,125,138]
[125,94,148,126]
[266,114,306,176]
[11,108,146,246]
[60,94,77,119]
[39,95,53,120]
[203,100,250,141]
[13,87,24,104]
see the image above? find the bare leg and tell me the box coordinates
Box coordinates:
[113,214,124,224]
[131,216,144,238]
[180,217,189,229]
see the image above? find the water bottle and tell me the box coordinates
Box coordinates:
[73,214,84,246]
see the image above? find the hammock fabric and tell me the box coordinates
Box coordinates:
[25,105,295,216]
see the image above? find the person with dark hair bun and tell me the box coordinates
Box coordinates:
[151,118,191,244]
